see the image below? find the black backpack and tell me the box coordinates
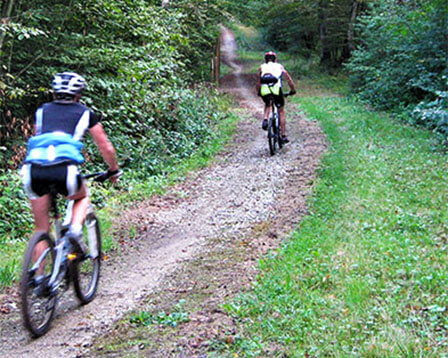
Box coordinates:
[260,73,278,85]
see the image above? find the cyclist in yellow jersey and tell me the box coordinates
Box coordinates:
[256,52,296,143]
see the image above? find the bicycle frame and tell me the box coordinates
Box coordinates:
[266,93,282,155]
[42,189,96,295]
[266,84,283,136]
[45,196,73,295]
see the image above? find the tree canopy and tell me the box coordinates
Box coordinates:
[0,0,228,169]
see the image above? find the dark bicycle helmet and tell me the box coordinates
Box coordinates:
[264,51,277,63]
[52,72,86,96]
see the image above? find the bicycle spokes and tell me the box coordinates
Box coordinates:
[72,214,101,304]
[21,233,57,337]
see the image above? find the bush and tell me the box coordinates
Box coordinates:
[0,170,33,243]
[412,88,448,139]
[346,0,448,135]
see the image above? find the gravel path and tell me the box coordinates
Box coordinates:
[0,28,326,358]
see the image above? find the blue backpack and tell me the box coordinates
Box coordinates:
[25,132,84,165]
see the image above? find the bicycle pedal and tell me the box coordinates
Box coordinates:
[67,252,78,260]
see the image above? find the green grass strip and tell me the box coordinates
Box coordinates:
[222,94,448,357]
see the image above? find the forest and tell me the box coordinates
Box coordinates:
[2,1,446,172]
[0,0,446,277]
[0,0,447,354]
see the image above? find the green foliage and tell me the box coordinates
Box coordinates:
[0,0,230,152]
[0,170,33,242]
[346,0,448,135]
[228,24,266,52]
[236,0,366,68]
[167,0,224,80]
[130,300,190,327]
[0,259,18,288]
[412,88,448,139]
[257,0,320,58]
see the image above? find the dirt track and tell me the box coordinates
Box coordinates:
[0,28,326,357]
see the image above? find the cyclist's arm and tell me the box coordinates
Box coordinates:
[282,68,296,93]
[89,123,119,172]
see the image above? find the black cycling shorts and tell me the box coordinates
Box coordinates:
[21,163,82,199]
[262,89,285,108]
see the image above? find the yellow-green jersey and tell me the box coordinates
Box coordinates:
[259,62,284,96]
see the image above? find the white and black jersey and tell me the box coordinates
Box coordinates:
[21,100,100,199]
[35,101,100,139]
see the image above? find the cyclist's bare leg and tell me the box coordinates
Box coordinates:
[279,106,286,136]
[67,182,89,229]
[31,195,51,233]
[30,195,51,271]
[264,104,271,120]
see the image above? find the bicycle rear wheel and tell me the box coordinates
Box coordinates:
[268,106,279,156]
[268,118,276,156]
[72,213,101,304]
[20,232,56,337]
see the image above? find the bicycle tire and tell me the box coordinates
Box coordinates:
[277,114,283,149]
[20,232,57,338]
[72,213,101,304]
[268,116,276,156]
[273,111,282,150]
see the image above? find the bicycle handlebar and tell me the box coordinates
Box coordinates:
[83,169,123,183]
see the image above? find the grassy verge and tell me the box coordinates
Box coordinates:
[219,85,448,356]
[0,96,239,290]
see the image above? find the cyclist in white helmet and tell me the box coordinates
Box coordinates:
[21,72,120,253]
[256,52,296,143]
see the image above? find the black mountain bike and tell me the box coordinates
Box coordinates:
[20,170,120,337]
[266,92,291,156]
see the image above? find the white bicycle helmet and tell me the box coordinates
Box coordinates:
[52,72,86,95]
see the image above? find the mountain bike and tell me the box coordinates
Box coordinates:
[266,92,291,156]
[20,170,120,338]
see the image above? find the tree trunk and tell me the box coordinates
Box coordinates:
[0,0,16,52]
[347,0,358,53]
[319,0,331,68]
[341,0,359,62]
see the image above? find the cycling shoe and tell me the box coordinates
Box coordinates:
[262,119,268,130]
[68,232,87,256]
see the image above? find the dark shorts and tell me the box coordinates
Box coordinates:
[21,163,82,199]
[262,89,285,108]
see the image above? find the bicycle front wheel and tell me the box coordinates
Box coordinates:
[72,213,101,304]
[20,232,56,337]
